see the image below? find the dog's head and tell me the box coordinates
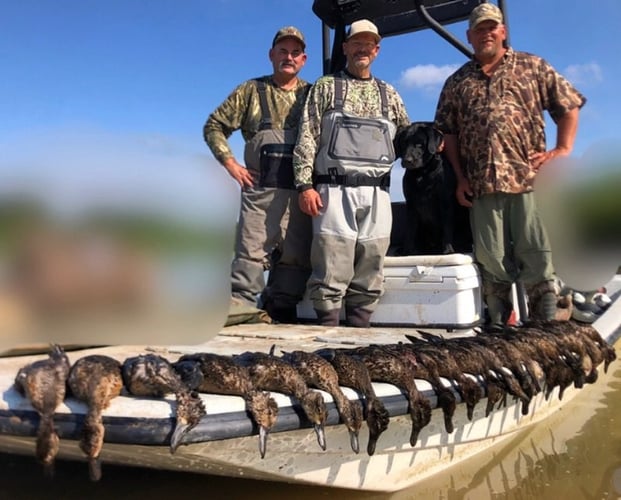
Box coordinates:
[394,122,444,171]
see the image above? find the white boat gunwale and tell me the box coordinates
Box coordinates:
[0,373,441,446]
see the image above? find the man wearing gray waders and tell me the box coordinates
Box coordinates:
[293,20,410,327]
[204,27,312,324]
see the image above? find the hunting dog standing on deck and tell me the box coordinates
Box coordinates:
[393,122,472,255]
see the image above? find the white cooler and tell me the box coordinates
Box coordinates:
[297,253,482,328]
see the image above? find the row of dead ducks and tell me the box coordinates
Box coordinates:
[13,319,616,482]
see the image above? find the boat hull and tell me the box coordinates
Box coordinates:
[1,276,619,492]
[0,372,597,491]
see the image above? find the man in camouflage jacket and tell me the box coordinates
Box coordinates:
[434,3,586,327]
[204,27,312,323]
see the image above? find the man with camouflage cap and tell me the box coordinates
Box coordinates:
[434,2,586,328]
[204,26,312,323]
[293,19,410,327]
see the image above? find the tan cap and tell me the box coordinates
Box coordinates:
[272,26,306,50]
[468,3,503,29]
[347,19,381,43]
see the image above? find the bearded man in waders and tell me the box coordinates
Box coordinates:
[293,20,410,327]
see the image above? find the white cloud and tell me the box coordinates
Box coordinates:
[563,62,603,86]
[398,64,460,91]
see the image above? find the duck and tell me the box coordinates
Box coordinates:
[13,343,71,478]
[409,333,512,417]
[534,319,616,376]
[280,348,363,454]
[470,332,543,413]
[403,335,483,421]
[497,324,581,401]
[573,320,617,373]
[521,319,612,393]
[67,354,123,481]
[315,347,390,456]
[121,353,206,453]
[450,335,532,415]
[174,352,279,459]
[233,350,327,451]
[382,342,457,434]
[346,344,432,447]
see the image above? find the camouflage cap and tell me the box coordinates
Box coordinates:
[272,26,306,50]
[468,3,503,29]
[347,19,381,43]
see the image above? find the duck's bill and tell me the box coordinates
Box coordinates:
[88,456,102,482]
[349,430,360,454]
[314,423,326,451]
[259,425,269,459]
[367,434,379,456]
[169,422,191,454]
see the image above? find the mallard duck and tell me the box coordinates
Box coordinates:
[68,354,123,481]
[316,347,390,456]
[122,354,205,453]
[14,344,70,477]
[233,350,327,451]
[281,349,363,454]
[174,352,278,459]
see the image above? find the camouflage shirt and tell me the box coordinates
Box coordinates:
[293,71,410,188]
[203,76,310,165]
[434,48,586,197]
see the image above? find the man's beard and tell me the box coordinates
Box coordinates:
[352,57,370,70]
[478,43,498,60]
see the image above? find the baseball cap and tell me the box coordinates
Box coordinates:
[272,26,306,50]
[346,19,381,43]
[468,3,503,29]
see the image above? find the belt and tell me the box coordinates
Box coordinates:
[314,173,390,188]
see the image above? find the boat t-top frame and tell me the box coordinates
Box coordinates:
[312,0,509,75]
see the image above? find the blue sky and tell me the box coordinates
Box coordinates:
[2,0,620,220]
[0,0,618,343]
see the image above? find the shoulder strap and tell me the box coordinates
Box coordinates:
[375,78,389,118]
[333,74,346,111]
[333,74,388,117]
[254,79,272,131]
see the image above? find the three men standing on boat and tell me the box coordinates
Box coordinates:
[205,4,585,329]
[434,3,586,327]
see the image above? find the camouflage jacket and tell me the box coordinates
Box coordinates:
[293,71,410,188]
[434,48,586,197]
[203,76,310,165]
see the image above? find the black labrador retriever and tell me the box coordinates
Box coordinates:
[392,121,472,255]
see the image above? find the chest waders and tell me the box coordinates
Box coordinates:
[308,76,397,327]
[230,80,311,321]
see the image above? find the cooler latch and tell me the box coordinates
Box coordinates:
[408,265,443,283]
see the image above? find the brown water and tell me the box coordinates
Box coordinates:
[2,344,620,500]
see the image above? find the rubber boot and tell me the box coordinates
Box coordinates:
[532,291,558,321]
[345,306,373,328]
[315,308,341,326]
[268,306,298,324]
[484,295,511,332]
[527,280,559,321]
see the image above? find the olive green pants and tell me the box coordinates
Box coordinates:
[471,192,556,322]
